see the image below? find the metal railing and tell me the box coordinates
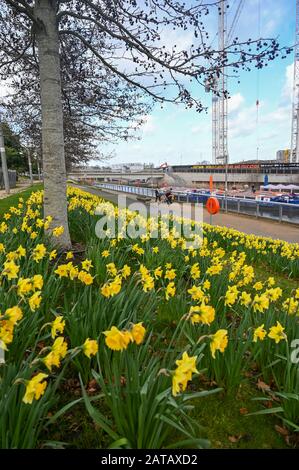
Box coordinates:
[97,182,156,198]
[96,183,299,225]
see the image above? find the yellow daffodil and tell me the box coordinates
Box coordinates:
[189,305,215,325]
[121,264,131,279]
[0,320,14,349]
[165,282,176,300]
[49,249,57,260]
[103,326,132,351]
[172,352,198,396]
[17,278,33,297]
[253,324,267,342]
[206,264,223,276]
[106,262,117,277]
[2,260,20,280]
[16,245,26,258]
[101,283,112,298]
[83,338,98,358]
[283,298,299,315]
[32,274,43,290]
[22,373,48,404]
[267,277,275,287]
[55,264,69,278]
[239,291,251,307]
[188,285,205,302]
[268,321,287,344]
[82,259,93,272]
[32,244,47,263]
[52,226,64,237]
[154,266,163,279]
[210,329,228,359]
[253,293,269,313]
[52,336,68,359]
[253,281,263,291]
[131,322,146,345]
[78,270,93,285]
[29,291,42,312]
[166,269,178,283]
[225,286,239,307]
[51,316,65,339]
[5,306,23,325]
[190,263,200,280]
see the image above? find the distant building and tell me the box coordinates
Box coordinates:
[78,163,155,172]
[123,163,145,172]
[276,149,290,163]
[83,162,155,172]
[237,159,276,165]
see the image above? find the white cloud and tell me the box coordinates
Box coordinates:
[241,0,286,37]
[228,93,245,114]
[191,93,245,137]
[228,60,294,143]
[229,102,257,138]
[140,114,156,135]
[190,120,210,135]
[159,28,194,54]
[261,104,291,125]
[132,144,142,151]
[191,125,204,134]
[282,62,294,102]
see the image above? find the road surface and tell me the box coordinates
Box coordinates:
[77,185,299,244]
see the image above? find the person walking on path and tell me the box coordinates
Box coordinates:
[155,188,161,202]
[165,188,173,205]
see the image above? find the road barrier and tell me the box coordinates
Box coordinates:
[96,183,299,225]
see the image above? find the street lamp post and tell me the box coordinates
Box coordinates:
[225,156,228,212]
[0,111,10,194]
[27,147,33,185]
[37,157,41,181]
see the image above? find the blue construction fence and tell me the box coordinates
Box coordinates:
[96,182,299,225]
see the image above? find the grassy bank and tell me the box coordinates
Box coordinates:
[0,183,43,217]
[0,186,298,449]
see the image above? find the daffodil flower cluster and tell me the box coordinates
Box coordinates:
[104,323,146,351]
[172,352,199,396]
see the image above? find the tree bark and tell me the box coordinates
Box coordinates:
[35,0,71,249]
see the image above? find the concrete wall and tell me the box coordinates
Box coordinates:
[161,171,299,188]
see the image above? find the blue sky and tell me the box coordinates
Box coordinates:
[103,0,296,167]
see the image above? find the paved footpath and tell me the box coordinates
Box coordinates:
[0,181,41,200]
[204,211,299,243]
[78,185,299,244]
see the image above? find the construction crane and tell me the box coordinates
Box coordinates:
[217,0,228,166]
[211,0,245,165]
[291,0,299,163]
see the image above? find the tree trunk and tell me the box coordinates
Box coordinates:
[35,0,71,249]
